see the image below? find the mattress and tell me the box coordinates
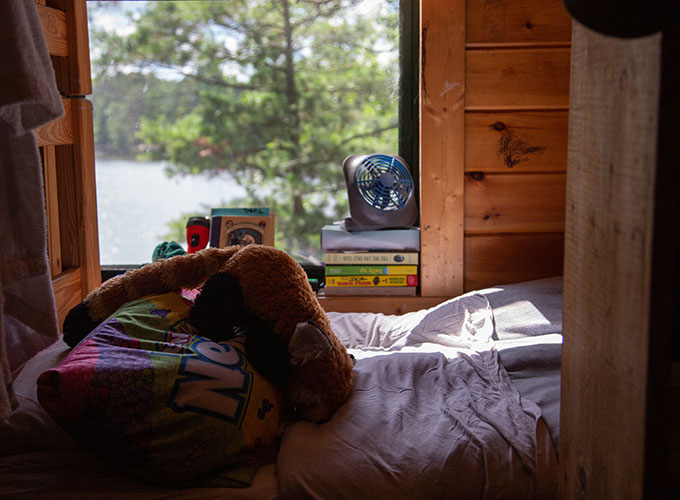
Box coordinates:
[0,277,563,499]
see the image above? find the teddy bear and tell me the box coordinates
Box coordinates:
[62,245,355,422]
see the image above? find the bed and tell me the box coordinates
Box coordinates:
[0,276,562,499]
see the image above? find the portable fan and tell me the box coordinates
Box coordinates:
[342,154,418,231]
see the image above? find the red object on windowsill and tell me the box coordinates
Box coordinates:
[186,217,210,253]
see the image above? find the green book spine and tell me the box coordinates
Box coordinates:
[325,265,418,276]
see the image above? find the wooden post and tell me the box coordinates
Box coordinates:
[64,0,92,95]
[71,99,101,295]
[419,0,465,297]
[560,21,662,499]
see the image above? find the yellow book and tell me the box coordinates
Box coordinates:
[320,286,417,296]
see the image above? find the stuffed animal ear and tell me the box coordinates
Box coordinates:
[62,301,102,347]
[288,321,334,366]
[190,271,243,343]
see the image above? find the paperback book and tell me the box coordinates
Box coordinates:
[323,252,419,265]
[325,275,418,287]
[209,210,275,248]
[325,265,418,276]
[320,286,417,296]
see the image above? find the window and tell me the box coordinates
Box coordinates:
[88,0,417,266]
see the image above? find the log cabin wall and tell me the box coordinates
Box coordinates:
[35,0,101,326]
[420,0,572,297]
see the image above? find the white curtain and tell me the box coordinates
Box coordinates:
[0,0,64,420]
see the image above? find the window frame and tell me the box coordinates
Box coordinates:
[88,0,420,278]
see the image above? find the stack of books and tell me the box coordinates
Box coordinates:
[320,224,420,296]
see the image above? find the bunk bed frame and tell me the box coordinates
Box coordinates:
[34,0,101,327]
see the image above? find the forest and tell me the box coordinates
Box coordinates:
[88,0,401,259]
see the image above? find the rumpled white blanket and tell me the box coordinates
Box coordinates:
[0,0,64,421]
[277,292,549,499]
[277,350,544,499]
[328,291,496,356]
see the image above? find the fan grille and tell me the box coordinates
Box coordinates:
[354,154,414,212]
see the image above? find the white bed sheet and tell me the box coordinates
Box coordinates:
[277,349,556,500]
[1,278,562,499]
[275,285,560,499]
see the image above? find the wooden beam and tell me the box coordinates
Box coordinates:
[466,47,571,108]
[36,3,68,57]
[54,144,79,269]
[466,0,572,44]
[464,172,566,233]
[465,41,570,50]
[71,98,101,295]
[64,0,92,95]
[35,98,73,147]
[465,110,568,173]
[419,0,465,297]
[51,267,81,328]
[41,145,62,277]
[464,232,563,291]
[560,22,661,499]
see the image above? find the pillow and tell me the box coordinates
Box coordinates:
[37,291,281,489]
[480,276,563,340]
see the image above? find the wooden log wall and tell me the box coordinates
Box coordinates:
[463,0,571,291]
[420,0,572,297]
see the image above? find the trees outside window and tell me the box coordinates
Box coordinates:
[89,0,400,261]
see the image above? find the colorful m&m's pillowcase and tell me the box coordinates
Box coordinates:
[37,291,281,489]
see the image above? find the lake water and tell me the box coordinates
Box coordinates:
[95,159,246,265]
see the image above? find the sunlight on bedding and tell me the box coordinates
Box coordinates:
[329,291,495,360]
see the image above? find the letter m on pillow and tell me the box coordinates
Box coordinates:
[168,338,252,425]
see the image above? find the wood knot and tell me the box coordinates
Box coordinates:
[468,172,484,181]
[491,122,506,131]
[496,129,547,168]
[525,22,534,30]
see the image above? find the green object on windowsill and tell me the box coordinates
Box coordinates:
[152,241,186,262]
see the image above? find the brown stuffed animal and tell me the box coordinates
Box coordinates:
[63,245,355,422]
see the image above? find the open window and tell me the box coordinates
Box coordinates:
[87,0,418,268]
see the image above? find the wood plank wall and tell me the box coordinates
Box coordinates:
[420,0,571,298]
[463,0,571,291]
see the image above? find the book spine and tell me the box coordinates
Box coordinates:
[323,252,419,265]
[208,217,222,248]
[320,286,417,296]
[325,275,418,287]
[325,265,418,276]
[210,207,270,217]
